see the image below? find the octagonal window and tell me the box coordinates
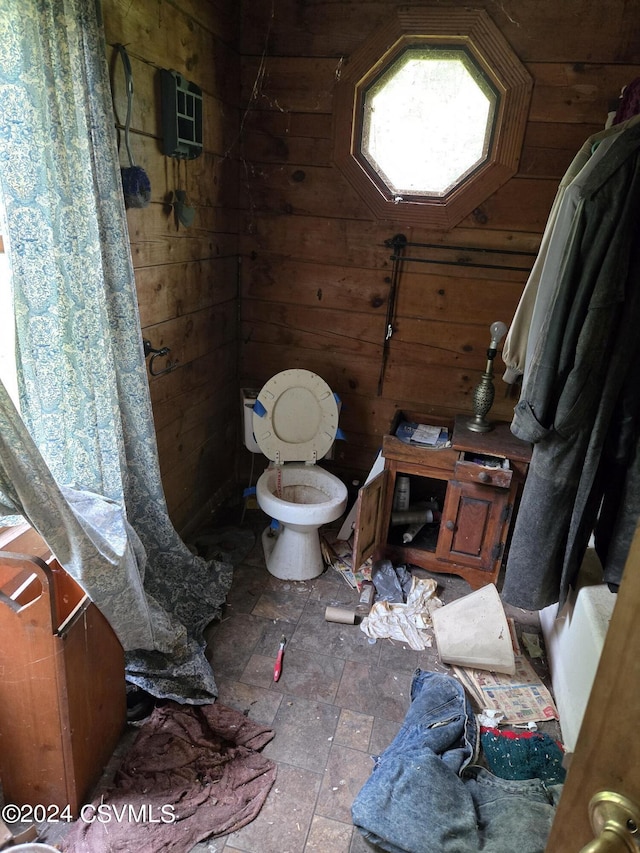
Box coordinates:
[333,8,532,229]
[360,47,498,199]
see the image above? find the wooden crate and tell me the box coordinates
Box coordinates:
[0,538,125,816]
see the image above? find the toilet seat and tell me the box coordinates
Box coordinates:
[253,369,339,463]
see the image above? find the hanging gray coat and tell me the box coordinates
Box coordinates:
[502,122,640,610]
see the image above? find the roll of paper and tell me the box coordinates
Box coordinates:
[391,509,434,526]
[325,606,356,624]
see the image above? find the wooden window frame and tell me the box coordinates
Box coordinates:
[333,8,533,230]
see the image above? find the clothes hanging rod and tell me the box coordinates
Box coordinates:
[398,241,537,257]
[390,256,533,272]
[383,234,536,272]
[376,234,536,395]
[384,235,537,258]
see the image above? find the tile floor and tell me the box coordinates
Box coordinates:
[24,504,554,853]
[200,513,442,853]
[194,505,551,853]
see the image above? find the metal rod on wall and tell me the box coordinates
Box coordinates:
[375,235,537,398]
[394,256,533,273]
[377,233,407,396]
[387,239,537,272]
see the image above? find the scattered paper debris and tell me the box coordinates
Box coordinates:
[522,632,544,659]
[477,709,505,727]
[359,577,442,650]
[321,533,371,590]
[453,654,558,724]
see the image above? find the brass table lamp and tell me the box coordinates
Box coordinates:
[467,321,508,433]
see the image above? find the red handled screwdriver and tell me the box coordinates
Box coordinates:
[273,635,286,682]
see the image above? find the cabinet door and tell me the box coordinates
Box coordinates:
[352,470,388,572]
[437,480,510,572]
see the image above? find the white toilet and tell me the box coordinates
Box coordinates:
[250,369,348,581]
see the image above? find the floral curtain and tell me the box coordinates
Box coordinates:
[0,0,232,702]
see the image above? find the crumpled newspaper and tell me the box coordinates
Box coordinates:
[477,709,505,727]
[359,576,442,649]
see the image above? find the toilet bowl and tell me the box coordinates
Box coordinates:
[252,369,348,580]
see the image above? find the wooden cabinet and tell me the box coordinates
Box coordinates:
[0,526,126,815]
[352,415,531,589]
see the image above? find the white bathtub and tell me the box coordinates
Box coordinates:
[539,549,617,753]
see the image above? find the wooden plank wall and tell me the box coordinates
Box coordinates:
[101,0,241,532]
[238,0,640,484]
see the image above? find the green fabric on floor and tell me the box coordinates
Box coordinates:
[480,728,566,785]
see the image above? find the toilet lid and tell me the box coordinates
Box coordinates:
[253,369,339,463]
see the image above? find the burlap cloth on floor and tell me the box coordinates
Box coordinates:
[62,701,276,852]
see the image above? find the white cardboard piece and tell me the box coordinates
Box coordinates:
[432,583,516,675]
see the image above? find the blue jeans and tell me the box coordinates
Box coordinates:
[351,670,562,853]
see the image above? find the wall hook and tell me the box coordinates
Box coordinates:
[143,338,178,376]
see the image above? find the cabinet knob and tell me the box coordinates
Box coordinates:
[445,520,456,531]
[478,471,491,483]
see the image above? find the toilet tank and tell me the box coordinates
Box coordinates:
[241,388,262,454]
